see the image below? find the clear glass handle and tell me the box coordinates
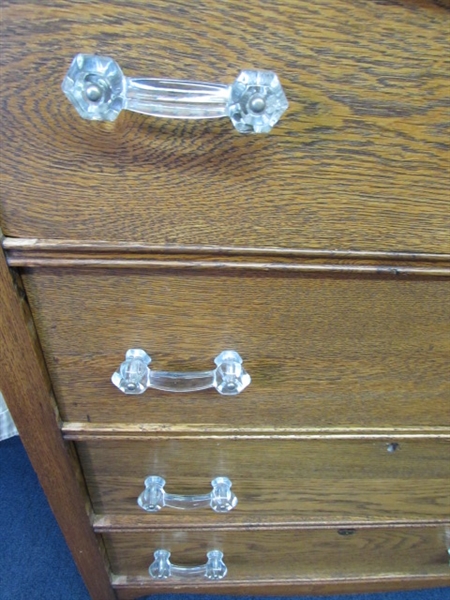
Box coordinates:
[126,78,230,119]
[149,549,227,580]
[62,54,288,133]
[137,476,237,513]
[111,349,251,396]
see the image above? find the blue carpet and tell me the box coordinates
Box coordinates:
[0,436,448,600]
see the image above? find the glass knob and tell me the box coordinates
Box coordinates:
[111,349,250,396]
[213,350,251,396]
[62,53,288,133]
[137,476,166,512]
[149,549,172,580]
[205,550,228,580]
[228,70,289,133]
[137,476,237,513]
[62,54,126,122]
[111,349,151,395]
[149,549,227,580]
[209,477,238,513]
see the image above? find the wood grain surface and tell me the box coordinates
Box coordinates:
[102,526,450,580]
[76,438,450,521]
[1,0,449,252]
[20,266,450,427]
[3,3,450,598]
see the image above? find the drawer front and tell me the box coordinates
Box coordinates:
[2,1,449,253]
[103,526,450,581]
[78,438,450,521]
[22,268,449,428]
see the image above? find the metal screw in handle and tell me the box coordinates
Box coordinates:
[62,54,288,133]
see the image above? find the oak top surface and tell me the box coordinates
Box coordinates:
[1,0,449,252]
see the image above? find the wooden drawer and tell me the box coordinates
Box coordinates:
[103,526,450,584]
[77,438,450,522]
[2,3,449,599]
[2,1,449,253]
[22,266,450,428]
[2,242,449,600]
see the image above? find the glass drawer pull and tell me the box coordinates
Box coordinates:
[111,349,250,396]
[149,549,227,580]
[138,476,237,513]
[62,54,288,133]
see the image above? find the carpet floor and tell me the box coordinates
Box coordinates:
[0,436,448,600]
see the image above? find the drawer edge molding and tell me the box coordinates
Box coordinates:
[9,258,450,276]
[92,515,450,533]
[5,237,450,261]
[61,422,450,441]
[4,238,450,276]
[110,573,450,596]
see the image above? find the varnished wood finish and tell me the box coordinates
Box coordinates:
[2,1,449,597]
[5,238,450,263]
[20,267,450,428]
[62,422,450,441]
[0,244,116,600]
[93,514,450,532]
[4,239,450,276]
[8,259,450,277]
[113,576,450,600]
[4,238,450,276]
[76,437,450,522]
[1,1,449,252]
[103,526,450,582]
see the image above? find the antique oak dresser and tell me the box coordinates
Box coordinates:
[1,1,449,599]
